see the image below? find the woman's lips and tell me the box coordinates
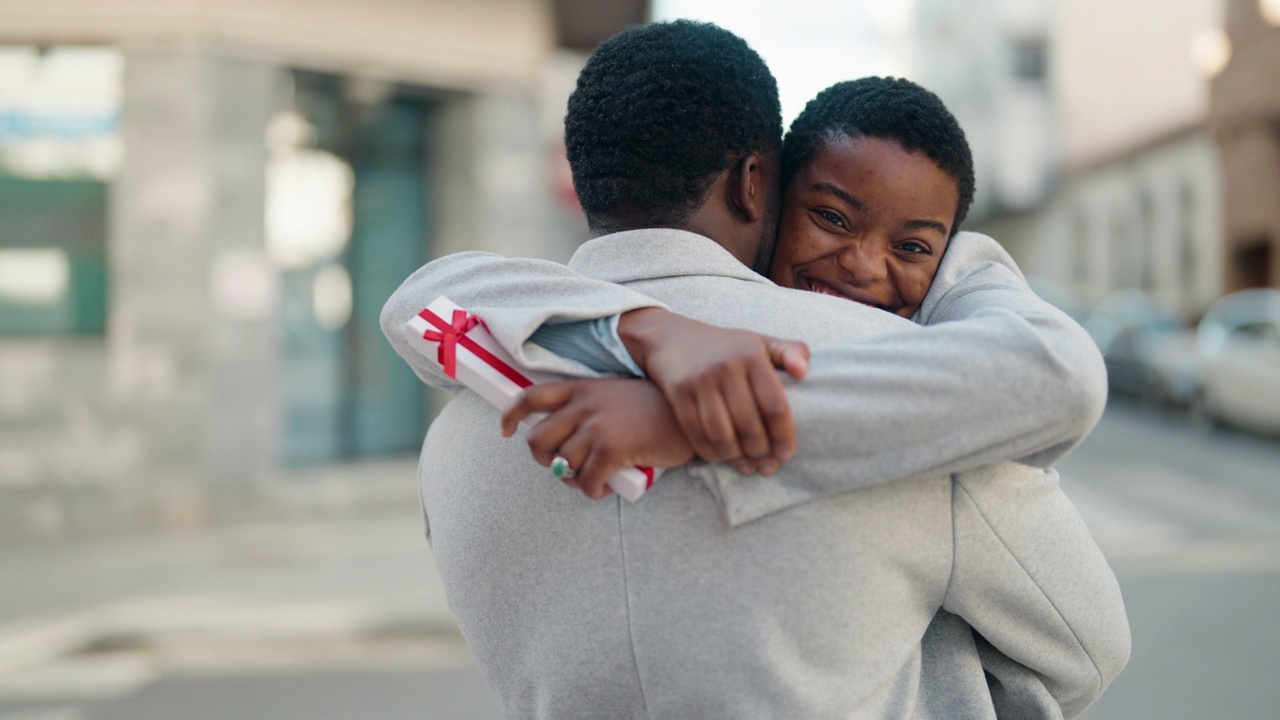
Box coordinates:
[803,276,888,310]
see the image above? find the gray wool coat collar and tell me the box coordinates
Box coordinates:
[569,228,773,286]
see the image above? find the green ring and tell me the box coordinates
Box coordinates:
[551,457,571,478]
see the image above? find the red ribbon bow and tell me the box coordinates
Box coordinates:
[420,309,481,379]
[416,304,654,493]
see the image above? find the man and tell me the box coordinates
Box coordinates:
[382,20,1128,719]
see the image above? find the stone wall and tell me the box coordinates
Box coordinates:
[0,51,286,536]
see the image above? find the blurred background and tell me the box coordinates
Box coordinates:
[0,0,1277,718]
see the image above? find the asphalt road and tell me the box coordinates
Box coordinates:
[2,401,1276,720]
[1057,402,1280,720]
[0,636,504,720]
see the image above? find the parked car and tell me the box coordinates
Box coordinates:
[1194,288,1280,435]
[1084,289,1203,406]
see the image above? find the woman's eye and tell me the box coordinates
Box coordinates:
[897,240,931,255]
[816,210,845,228]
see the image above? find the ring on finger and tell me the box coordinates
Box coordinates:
[550,456,576,479]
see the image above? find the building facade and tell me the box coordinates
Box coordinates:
[912,0,1058,240]
[0,0,642,535]
[1026,129,1223,315]
[931,0,1231,318]
[1212,0,1280,291]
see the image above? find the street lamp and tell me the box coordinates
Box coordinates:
[1261,0,1280,27]
[1190,27,1232,77]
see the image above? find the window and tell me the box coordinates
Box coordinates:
[277,71,433,465]
[0,176,108,334]
[0,46,119,335]
[1233,238,1273,289]
[1011,38,1048,82]
[1179,182,1198,291]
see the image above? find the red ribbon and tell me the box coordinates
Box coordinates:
[419,309,480,380]
[639,466,655,490]
[418,308,533,389]
[417,306,654,488]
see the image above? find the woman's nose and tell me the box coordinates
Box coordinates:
[839,240,888,285]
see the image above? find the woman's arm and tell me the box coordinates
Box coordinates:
[628,232,1106,523]
[381,251,808,469]
[916,230,1106,468]
[379,251,668,390]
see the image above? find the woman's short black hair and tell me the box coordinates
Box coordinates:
[566,20,782,233]
[782,77,976,234]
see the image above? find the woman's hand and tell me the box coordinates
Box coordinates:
[616,308,809,473]
[501,379,696,500]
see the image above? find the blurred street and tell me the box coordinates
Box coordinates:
[1058,402,1280,720]
[0,462,504,720]
[0,402,1276,719]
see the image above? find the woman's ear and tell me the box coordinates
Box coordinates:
[728,154,765,223]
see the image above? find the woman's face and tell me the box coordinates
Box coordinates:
[769,135,960,318]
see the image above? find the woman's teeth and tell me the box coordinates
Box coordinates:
[810,279,842,298]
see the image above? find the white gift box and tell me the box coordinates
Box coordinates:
[404,295,657,502]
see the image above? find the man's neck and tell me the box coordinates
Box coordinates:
[677,216,757,270]
[588,219,756,270]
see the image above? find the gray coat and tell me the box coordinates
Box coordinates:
[381,230,1130,719]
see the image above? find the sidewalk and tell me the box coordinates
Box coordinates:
[0,460,457,677]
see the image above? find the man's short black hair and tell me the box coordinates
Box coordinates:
[566,20,782,233]
[782,77,976,234]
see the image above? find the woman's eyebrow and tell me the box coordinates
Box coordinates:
[811,182,867,213]
[903,218,949,236]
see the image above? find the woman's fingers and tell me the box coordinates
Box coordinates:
[694,381,740,462]
[547,419,616,500]
[523,400,591,468]
[574,447,617,500]
[722,369,773,463]
[748,359,796,462]
[669,384,718,462]
[766,338,810,380]
[678,362,795,472]
[501,383,573,437]
[550,427,592,492]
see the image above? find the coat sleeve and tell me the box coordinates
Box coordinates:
[703,233,1108,525]
[916,231,1107,470]
[941,465,1131,719]
[379,251,667,390]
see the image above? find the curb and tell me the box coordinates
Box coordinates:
[0,595,459,676]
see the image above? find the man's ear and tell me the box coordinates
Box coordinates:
[728,154,765,223]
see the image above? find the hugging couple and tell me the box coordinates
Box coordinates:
[381,19,1130,720]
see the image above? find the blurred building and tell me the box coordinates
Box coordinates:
[912,0,1058,250]
[1212,0,1280,291]
[0,0,644,535]
[930,0,1230,318]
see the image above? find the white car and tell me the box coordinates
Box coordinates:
[1195,289,1280,435]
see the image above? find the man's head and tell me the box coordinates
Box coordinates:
[565,20,783,271]
[770,77,975,318]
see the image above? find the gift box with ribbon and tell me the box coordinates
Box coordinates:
[404,295,656,501]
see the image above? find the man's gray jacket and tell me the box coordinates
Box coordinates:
[381,229,1131,719]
